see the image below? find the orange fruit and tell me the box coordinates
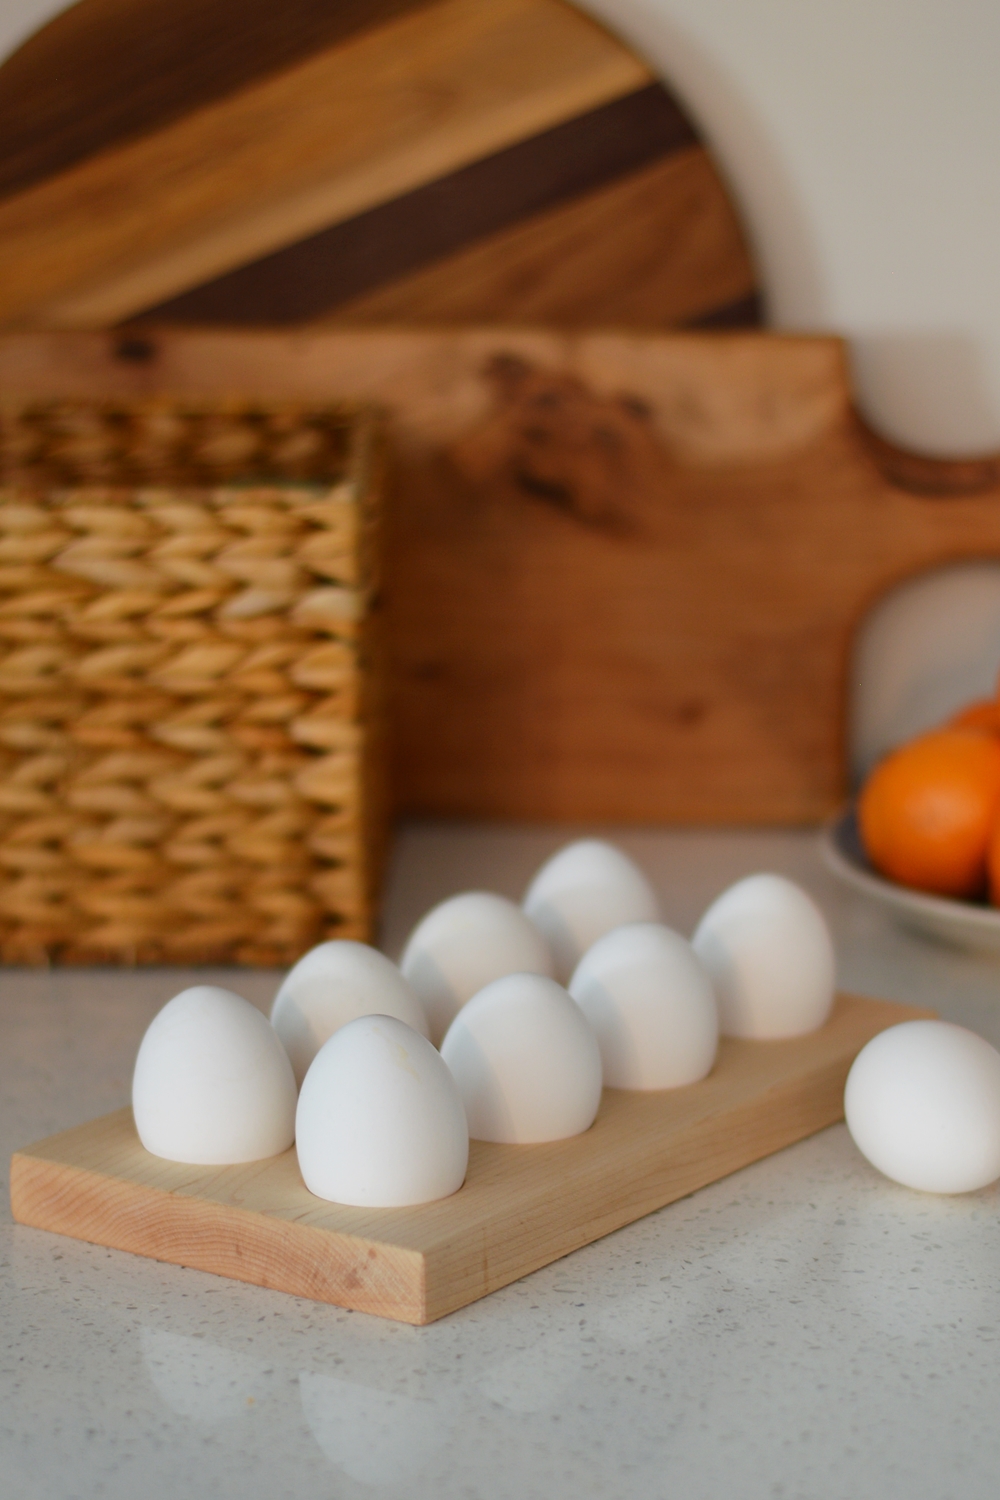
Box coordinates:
[858,727,1000,897]
[949,699,1000,734]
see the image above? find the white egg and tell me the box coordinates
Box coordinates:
[691,873,835,1039]
[522,839,661,984]
[568,923,718,1090]
[296,1015,468,1207]
[845,1020,1000,1194]
[132,986,297,1165]
[399,891,552,1045]
[440,972,603,1143]
[271,940,428,1085]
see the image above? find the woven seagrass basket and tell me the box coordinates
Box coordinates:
[0,397,386,966]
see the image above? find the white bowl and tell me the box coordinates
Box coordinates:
[821,808,1000,956]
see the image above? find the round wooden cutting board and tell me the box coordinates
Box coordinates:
[0,0,760,332]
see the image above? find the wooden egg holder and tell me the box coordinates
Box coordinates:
[10,993,928,1325]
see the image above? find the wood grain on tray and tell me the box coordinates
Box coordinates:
[0,0,759,332]
[9,993,930,1324]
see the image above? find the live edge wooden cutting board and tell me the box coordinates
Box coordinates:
[4,328,1000,824]
[10,993,928,1325]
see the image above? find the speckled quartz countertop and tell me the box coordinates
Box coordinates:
[3,822,1000,1500]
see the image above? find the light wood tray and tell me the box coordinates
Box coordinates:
[10,993,927,1324]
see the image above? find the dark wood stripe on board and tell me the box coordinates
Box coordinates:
[312,149,758,330]
[145,86,701,325]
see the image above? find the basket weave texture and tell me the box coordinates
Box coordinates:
[0,399,385,966]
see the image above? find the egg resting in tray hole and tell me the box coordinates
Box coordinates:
[692,873,835,1039]
[522,839,661,985]
[440,972,603,1145]
[296,1014,469,1207]
[399,890,552,1046]
[569,923,718,1090]
[132,986,297,1165]
[271,939,428,1086]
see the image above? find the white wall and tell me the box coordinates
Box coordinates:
[0,0,67,69]
[580,0,1000,459]
[4,0,1000,459]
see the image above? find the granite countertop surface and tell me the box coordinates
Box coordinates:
[2,821,999,1500]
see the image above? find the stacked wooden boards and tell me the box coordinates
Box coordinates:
[5,328,1000,824]
[4,3,998,824]
[0,0,758,331]
[9,993,931,1324]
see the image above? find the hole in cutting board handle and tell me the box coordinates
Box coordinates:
[848,560,1000,786]
[855,411,1000,496]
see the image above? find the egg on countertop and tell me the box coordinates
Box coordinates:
[523,839,661,984]
[845,1019,1000,1193]
[440,972,603,1144]
[569,922,718,1090]
[692,873,835,1039]
[295,1014,469,1207]
[132,985,297,1165]
[271,940,428,1085]
[399,891,552,1045]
